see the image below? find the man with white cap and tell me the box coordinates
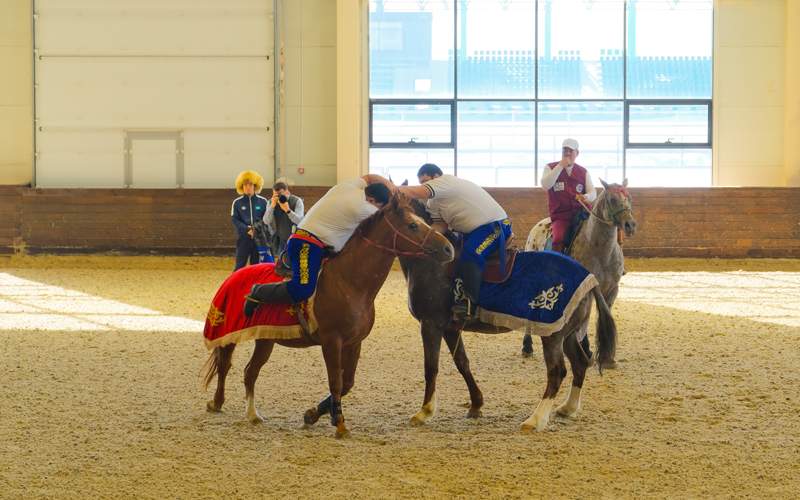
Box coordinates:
[540,138,597,253]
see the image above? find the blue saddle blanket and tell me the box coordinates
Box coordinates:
[477,250,597,336]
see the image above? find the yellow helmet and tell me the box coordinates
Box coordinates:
[234,170,264,194]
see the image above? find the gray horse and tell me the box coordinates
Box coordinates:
[399,200,618,431]
[522,179,637,365]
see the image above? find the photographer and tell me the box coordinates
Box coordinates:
[264,181,304,258]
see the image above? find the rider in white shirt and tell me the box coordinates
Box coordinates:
[399,164,511,322]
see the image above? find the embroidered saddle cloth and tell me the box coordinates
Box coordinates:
[203,263,317,350]
[475,250,598,337]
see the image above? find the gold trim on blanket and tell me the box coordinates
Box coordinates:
[204,297,319,350]
[476,274,599,337]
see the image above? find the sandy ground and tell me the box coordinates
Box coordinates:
[1,255,799,499]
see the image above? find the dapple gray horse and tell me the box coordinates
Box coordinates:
[522,179,637,366]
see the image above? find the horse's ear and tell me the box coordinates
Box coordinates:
[401,179,409,186]
[390,193,401,211]
[622,178,628,188]
[599,178,610,190]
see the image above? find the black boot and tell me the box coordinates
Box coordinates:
[243,282,294,317]
[452,260,483,323]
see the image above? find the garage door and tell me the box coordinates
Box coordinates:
[34,0,274,188]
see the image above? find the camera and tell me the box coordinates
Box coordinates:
[278,194,288,204]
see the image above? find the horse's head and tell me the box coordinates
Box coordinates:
[598,178,637,237]
[375,192,454,263]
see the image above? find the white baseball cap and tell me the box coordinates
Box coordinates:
[562,138,579,151]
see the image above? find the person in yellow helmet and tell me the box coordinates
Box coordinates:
[231,170,270,271]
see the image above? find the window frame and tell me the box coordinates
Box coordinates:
[369,99,456,149]
[624,99,713,149]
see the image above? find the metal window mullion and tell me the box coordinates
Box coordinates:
[453,0,458,177]
[534,0,539,185]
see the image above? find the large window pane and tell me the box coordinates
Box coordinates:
[625,149,711,186]
[538,0,624,99]
[457,101,535,187]
[369,148,454,184]
[371,103,452,145]
[538,102,624,184]
[457,0,535,98]
[628,102,710,145]
[369,1,454,98]
[626,0,713,98]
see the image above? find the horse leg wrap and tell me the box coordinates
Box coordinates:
[329,400,343,426]
[317,395,332,416]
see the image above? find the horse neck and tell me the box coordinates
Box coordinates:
[326,217,397,302]
[579,195,617,253]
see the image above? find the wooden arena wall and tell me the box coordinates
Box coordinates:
[0,186,798,258]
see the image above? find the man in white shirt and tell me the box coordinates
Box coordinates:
[399,164,511,322]
[244,174,393,316]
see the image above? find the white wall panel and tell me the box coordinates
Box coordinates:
[34,0,274,188]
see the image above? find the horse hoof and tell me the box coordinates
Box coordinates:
[520,422,536,433]
[521,350,533,358]
[206,400,222,413]
[409,414,426,426]
[555,405,579,419]
[303,408,320,426]
[600,360,618,370]
[248,413,264,424]
[466,407,482,419]
[335,423,351,439]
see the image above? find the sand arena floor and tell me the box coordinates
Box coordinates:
[1,255,799,498]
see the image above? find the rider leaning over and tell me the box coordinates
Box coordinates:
[399,163,510,323]
[541,138,597,253]
[244,174,394,317]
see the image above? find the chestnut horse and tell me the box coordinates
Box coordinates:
[203,194,454,438]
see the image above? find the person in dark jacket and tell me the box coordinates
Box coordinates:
[264,181,304,259]
[231,170,270,271]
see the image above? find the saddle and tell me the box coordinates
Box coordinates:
[448,233,518,284]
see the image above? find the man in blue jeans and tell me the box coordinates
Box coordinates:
[399,164,511,323]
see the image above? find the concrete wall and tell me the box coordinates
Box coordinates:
[0,0,33,185]
[714,0,787,186]
[279,0,338,187]
[785,0,800,186]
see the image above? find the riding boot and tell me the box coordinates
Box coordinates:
[452,260,483,323]
[243,282,294,317]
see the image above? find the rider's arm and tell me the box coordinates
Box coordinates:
[362,174,396,191]
[584,173,597,202]
[540,163,563,190]
[398,184,431,199]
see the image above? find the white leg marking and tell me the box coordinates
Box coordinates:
[521,397,554,432]
[246,394,264,424]
[410,393,437,426]
[556,385,582,418]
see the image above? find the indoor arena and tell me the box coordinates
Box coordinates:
[1,1,799,498]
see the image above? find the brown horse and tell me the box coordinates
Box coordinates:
[399,199,617,432]
[203,194,454,438]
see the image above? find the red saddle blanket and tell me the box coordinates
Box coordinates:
[203,263,313,350]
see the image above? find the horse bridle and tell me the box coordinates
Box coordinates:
[360,212,435,257]
[577,189,632,228]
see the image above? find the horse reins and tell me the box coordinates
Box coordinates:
[360,213,435,257]
[576,190,632,228]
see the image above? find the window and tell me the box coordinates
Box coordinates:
[368,0,714,187]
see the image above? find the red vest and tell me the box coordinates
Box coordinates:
[546,162,588,221]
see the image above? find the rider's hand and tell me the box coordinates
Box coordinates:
[575,194,588,204]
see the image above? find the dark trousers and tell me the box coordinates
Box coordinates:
[234,236,259,271]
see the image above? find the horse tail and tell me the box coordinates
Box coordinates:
[202,348,220,390]
[591,287,617,372]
